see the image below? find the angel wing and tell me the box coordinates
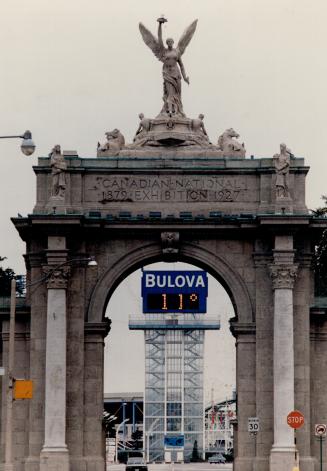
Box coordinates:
[139,23,165,61]
[177,19,198,56]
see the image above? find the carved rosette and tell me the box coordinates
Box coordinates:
[269,264,298,290]
[161,232,180,255]
[43,265,71,289]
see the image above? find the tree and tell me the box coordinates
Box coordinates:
[311,196,327,217]
[131,428,143,449]
[191,439,199,462]
[0,256,18,296]
[312,197,327,295]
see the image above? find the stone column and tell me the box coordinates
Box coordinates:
[25,257,47,471]
[40,237,70,471]
[269,236,298,471]
[294,254,315,471]
[253,249,274,471]
[1,319,30,470]
[230,322,256,471]
[83,322,110,471]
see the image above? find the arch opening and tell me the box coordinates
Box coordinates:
[103,260,237,464]
[88,242,254,325]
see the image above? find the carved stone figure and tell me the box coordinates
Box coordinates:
[273,143,293,198]
[49,145,67,198]
[97,129,125,156]
[191,114,210,142]
[133,113,152,142]
[191,114,206,135]
[139,17,197,117]
[161,231,180,254]
[217,128,246,157]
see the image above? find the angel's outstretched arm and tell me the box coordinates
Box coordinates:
[158,22,164,48]
[178,58,189,84]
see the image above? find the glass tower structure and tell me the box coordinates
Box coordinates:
[129,313,220,462]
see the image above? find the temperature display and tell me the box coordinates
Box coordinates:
[147,293,200,312]
[142,271,208,313]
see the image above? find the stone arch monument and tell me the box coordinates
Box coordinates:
[0,16,326,471]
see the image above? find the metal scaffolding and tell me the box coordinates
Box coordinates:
[129,313,219,463]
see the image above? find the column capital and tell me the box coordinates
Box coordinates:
[253,252,273,267]
[269,264,298,289]
[229,320,256,339]
[297,252,313,268]
[84,320,111,339]
[43,265,71,289]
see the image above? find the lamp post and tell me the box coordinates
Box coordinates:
[0,128,35,470]
[0,130,35,155]
[146,418,159,463]
[3,256,97,470]
[4,278,16,471]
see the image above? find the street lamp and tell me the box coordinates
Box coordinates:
[0,130,35,156]
[146,418,159,463]
[115,419,130,463]
[3,256,97,471]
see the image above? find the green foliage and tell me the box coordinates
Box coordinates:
[0,256,16,296]
[311,196,327,217]
[0,257,24,297]
[314,229,327,295]
[191,440,200,462]
[131,428,143,449]
[313,197,327,296]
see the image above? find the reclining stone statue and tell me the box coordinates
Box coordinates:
[217,128,246,157]
[97,129,125,157]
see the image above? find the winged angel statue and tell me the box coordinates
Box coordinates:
[139,17,197,117]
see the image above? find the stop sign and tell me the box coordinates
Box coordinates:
[287,410,304,429]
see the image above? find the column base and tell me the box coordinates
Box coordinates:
[253,456,269,471]
[1,464,14,471]
[270,445,296,471]
[299,456,316,471]
[24,457,40,471]
[40,448,69,471]
[233,457,254,471]
[82,456,105,471]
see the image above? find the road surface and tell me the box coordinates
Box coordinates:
[108,464,232,471]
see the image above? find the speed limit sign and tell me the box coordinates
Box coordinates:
[315,424,327,437]
[248,417,260,434]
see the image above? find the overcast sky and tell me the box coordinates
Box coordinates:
[105,262,235,405]
[1,0,327,271]
[1,0,326,402]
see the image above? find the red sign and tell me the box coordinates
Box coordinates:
[287,411,304,429]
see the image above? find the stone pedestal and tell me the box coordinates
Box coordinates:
[275,196,293,214]
[40,450,69,471]
[270,449,296,471]
[46,195,66,215]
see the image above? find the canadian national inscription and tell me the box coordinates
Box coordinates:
[87,175,249,203]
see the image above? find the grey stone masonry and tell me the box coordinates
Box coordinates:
[33,155,308,217]
[1,150,326,471]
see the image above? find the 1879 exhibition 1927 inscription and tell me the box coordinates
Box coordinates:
[87,175,251,203]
